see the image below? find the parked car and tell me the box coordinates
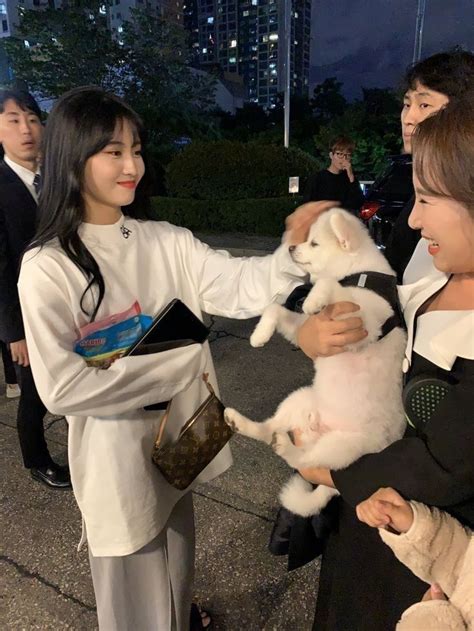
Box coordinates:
[360,154,413,249]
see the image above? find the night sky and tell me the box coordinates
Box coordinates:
[310,0,474,98]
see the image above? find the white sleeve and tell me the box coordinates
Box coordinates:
[183,229,306,318]
[18,255,206,418]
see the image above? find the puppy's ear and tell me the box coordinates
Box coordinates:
[329,211,362,252]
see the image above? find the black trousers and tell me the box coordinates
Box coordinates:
[1,340,17,384]
[16,364,51,469]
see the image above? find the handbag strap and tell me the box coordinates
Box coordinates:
[155,373,215,448]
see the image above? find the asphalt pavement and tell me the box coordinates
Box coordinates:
[0,233,320,630]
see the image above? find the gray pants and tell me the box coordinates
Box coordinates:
[89,494,195,631]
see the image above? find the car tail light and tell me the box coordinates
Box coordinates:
[360,201,381,220]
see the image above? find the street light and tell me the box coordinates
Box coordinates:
[283,0,291,148]
[412,0,426,63]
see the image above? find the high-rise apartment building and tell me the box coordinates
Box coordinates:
[109,0,183,41]
[185,0,311,108]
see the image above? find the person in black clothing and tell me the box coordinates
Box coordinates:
[0,89,70,488]
[384,49,474,281]
[1,340,20,398]
[289,97,474,630]
[303,136,364,213]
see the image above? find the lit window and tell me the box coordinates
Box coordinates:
[251,0,257,4]
[230,39,237,47]
[202,47,207,53]
[243,10,249,16]
[118,25,123,32]
[294,11,298,18]
[24,39,30,47]
[262,35,268,42]
[229,56,236,63]
[270,69,277,75]
[99,4,106,14]
[0,3,7,13]
[269,33,278,41]
[207,16,214,23]
[294,40,298,45]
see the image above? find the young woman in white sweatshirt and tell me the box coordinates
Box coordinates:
[17,86,327,631]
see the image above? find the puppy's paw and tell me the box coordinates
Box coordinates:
[224,408,240,432]
[302,298,326,315]
[271,432,291,456]
[250,327,271,348]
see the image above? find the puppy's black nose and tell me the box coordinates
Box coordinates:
[288,245,296,253]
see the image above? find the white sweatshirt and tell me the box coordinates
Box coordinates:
[18,217,304,556]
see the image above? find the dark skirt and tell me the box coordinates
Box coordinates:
[270,496,427,630]
[312,498,426,631]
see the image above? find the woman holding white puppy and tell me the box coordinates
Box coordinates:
[286,97,474,629]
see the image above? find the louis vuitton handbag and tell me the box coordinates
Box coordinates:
[152,373,234,490]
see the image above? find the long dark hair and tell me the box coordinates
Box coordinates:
[31,86,155,320]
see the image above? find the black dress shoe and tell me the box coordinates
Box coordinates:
[30,464,72,489]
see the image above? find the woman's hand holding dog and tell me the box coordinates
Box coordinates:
[297,302,368,359]
[291,429,336,488]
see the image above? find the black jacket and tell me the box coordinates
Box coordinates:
[0,160,38,343]
[303,169,365,213]
[333,353,474,529]
[384,196,421,283]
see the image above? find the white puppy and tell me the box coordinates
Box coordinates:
[225,208,407,517]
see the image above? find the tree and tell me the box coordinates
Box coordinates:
[4,5,220,188]
[120,9,216,133]
[3,3,121,97]
[310,77,347,121]
[219,102,270,141]
[311,92,401,180]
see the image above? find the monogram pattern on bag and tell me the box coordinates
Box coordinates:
[152,396,233,490]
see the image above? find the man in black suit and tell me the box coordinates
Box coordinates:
[0,89,70,488]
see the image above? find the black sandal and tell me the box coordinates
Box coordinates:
[190,603,212,631]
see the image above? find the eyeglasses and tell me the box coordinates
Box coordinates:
[334,151,352,159]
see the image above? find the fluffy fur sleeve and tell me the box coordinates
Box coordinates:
[381,503,474,630]
[396,601,466,631]
[379,502,471,596]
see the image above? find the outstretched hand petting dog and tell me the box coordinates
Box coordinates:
[284,200,338,245]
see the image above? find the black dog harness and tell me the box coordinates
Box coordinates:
[286,272,404,341]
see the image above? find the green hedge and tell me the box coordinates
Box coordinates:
[150,195,303,236]
[166,140,316,200]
